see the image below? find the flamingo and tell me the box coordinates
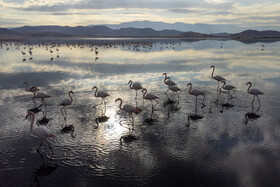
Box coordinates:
[166,77,181,99]
[31,86,51,107]
[220,80,236,102]
[163,72,177,93]
[92,86,110,107]
[128,80,143,97]
[210,65,226,93]
[23,81,33,92]
[25,112,55,154]
[115,98,140,123]
[59,90,74,119]
[246,82,264,105]
[187,83,205,114]
[142,88,159,110]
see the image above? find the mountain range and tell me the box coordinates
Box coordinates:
[1,21,280,39]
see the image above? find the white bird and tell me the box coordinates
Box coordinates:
[115,98,140,122]
[220,80,236,102]
[31,86,51,107]
[210,65,226,93]
[59,90,74,119]
[25,112,55,154]
[128,80,143,97]
[142,88,159,109]
[246,82,264,105]
[92,86,110,106]
[163,72,177,93]
[187,83,205,114]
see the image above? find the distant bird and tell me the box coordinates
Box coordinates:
[25,112,55,154]
[115,98,140,122]
[142,88,159,109]
[128,80,143,97]
[31,86,51,107]
[246,82,264,105]
[210,65,226,92]
[220,80,236,102]
[59,90,74,119]
[163,72,177,93]
[187,83,205,113]
[92,86,110,106]
[21,51,26,55]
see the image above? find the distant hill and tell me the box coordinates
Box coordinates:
[0,28,19,35]
[232,30,280,38]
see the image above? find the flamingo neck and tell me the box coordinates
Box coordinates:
[93,87,98,97]
[188,84,192,94]
[117,99,123,110]
[29,113,35,132]
[222,82,226,89]
[128,81,133,89]
[211,67,215,78]
[163,73,167,81]
[142,89,147,98]
[247,83,252,93]
[69,92,73,103]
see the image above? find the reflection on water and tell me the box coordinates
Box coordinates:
[1,39,280,186]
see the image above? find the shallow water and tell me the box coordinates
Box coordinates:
[0,38,280,186]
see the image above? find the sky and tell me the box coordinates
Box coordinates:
[0,0,280,28]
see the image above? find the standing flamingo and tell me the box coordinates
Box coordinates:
[142,88,159,110]
[166,77,181,99]
[31,86,51,107]
[220,80,236,102]
[25,112,55,154]
[92,86,110,107]
[128,80,143,98]
[210,65,226,94]
[246,82,264,105]
[115,98,140,123]
[187,83,205,114]
[59,90,74,119]
[163,73,177,93]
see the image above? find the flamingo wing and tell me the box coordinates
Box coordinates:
[59,98,71,106]
[132,82,143,90]
[32,127,55,139]
[213,75,225,81]
[146,93,158,100]
[250,88,264,95]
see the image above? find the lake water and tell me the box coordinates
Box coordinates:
[0,38,280,186]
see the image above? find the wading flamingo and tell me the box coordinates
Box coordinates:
[128,80,143,98]
[166,77,181,99]
[115,98,140,123]
[210,65,226,93]
[142,88,159,110]
[31,86,51,107]
[92,86,110,107]
[25,112,55,154]
[59,90,74,119]
[187,83,205,114]
[163,73,177,93]
[220,80,236,102]
[246,82,264,105]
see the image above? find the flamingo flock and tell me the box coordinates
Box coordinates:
[23,65,264,154]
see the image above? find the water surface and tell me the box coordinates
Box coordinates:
[0,38,280,186]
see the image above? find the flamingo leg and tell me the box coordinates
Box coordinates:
[252,95,255,105]
[256,95,261,105]
[151,100,154,110]
[176,92,180,100]
[45,139,53,155]
[60,107,65,119]
[227,90,230,102]
[37,139,43,152]
[64,107,67,119]
[195,96,198,114]
[230,90,236,99]
[165,88,169,94]
[201,95,206,107]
